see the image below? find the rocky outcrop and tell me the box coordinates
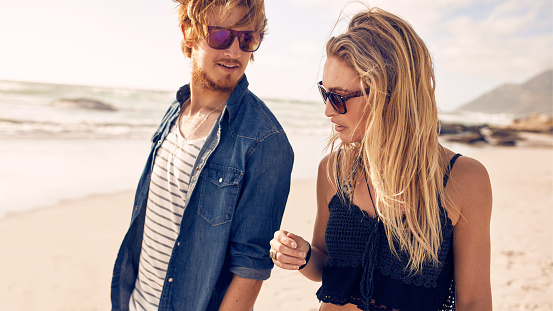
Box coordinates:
[503,114,553,133]
[481,128,521,146]
[440,124,488,144]
[52,98,117,111]
[440,113,552,147]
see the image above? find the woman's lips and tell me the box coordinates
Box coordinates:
[334,123,346,132]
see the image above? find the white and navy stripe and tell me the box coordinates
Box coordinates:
[130,123,206,311]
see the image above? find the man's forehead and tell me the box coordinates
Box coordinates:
[206,5,250,28]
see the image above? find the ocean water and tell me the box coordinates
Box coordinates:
[0,80,516,139]
[0,80,512,217]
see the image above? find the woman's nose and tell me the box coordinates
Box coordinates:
[324,99,337,117]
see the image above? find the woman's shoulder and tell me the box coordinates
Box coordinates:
[443,149,493,224]
[448,152,490,190]
[318,152,333,172]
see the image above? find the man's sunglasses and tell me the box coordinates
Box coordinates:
[206,26,264,52]
[317,81,370,114]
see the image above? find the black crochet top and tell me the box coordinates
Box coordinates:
[316,154,461,311]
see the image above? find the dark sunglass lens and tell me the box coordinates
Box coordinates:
[328,94,346,114]
[208,29,233,49]
[239,32,262,52]
[318,85,328,102]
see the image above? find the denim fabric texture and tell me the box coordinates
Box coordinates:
[110,76,294,311]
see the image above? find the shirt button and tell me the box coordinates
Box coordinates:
[177,242,180,246]
[168,278,173,283]
[219,178,223,183]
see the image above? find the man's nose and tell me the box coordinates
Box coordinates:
[224,37,242,58]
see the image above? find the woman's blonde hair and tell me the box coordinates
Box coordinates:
[326,7,451,273]
[172,0,267,60]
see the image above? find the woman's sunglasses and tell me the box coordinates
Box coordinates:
[317,81,370,114]
[206,26,264,52]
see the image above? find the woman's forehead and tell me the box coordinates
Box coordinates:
[323,57,360,91]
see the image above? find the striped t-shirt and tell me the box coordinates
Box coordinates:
[129,121,206,311]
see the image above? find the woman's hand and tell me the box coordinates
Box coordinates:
[269,230,310,270]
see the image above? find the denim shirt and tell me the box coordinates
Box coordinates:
[111,76,294,311]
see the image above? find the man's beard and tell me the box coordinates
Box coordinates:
[191,59,242,93]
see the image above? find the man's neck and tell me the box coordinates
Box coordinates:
[187,83,233,113]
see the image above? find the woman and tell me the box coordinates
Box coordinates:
[270,7,492,311]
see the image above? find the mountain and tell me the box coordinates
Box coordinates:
[456,69,553,116]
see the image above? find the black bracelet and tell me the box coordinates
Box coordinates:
[298,243,311,270]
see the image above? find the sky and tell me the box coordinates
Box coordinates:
[0,0,551,111]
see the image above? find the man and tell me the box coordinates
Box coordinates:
[110,1,294,310]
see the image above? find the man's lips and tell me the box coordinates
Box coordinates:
[216,59,241,69]
[218,63,238,68]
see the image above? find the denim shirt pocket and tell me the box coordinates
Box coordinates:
[197,165,244,226]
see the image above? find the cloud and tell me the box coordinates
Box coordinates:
[422,0,552,108]
[1,0,550,110]
[433,0,552,77]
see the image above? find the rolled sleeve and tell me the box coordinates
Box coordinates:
[229,266,271,281]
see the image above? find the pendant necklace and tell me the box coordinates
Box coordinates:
[171,101,225,161]
[180,101,225,140]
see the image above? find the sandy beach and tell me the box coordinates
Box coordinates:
[1,141,552,310]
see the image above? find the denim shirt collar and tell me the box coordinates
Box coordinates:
[170,74,251,215]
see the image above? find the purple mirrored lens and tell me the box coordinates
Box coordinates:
[239,32,261,52]
[208,29,234,49]
[207,26,263,52]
